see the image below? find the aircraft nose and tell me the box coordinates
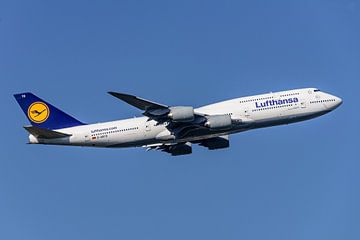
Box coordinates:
[335,96,343,108]
[329,95,343,110]
[323,93,343,111]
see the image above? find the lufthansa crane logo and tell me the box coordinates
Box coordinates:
[27,102,50,123]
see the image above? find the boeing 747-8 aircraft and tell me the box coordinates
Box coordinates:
[14,88,342,156]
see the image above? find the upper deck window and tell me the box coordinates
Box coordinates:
[314,89,321,92]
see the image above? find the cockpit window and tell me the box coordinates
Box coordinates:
[314,89,321,92]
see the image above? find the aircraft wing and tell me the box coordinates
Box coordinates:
[107,92,247,140]
[108,92,168,111]
[143,142,192,156]
[108,91,205,120]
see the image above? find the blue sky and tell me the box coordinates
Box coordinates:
[0,0,359,239]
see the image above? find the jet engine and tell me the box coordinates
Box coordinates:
[200,135,229,150]
[204,115,232,130]
[166,142,192,156]
[168,106,194,122]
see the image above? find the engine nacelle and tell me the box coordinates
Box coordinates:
[167,142,192,156]
[231,114,254,125]
[155,129,176,141]
[168,106,194,122]
[200,135,229,150]
[204,115,232,130]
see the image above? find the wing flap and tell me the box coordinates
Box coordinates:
[24,126,71,139]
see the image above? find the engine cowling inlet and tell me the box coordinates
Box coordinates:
[204,115,232,130]
[168,106,194,122]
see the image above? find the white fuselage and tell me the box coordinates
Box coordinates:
[29,88,342,148]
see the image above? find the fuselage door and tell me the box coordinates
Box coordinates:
[145,121,151,131]
[300,99,307,109]
[244,107,250,117]
[144,121,152,138]
[84,134,90,142]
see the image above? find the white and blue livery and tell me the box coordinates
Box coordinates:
[14,88,342,156]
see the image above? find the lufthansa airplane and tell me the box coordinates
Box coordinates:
[14,88,342,156]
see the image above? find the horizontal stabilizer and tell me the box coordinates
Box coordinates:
[24,125,71,139]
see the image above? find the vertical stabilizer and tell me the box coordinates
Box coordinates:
[14,92,85,130]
